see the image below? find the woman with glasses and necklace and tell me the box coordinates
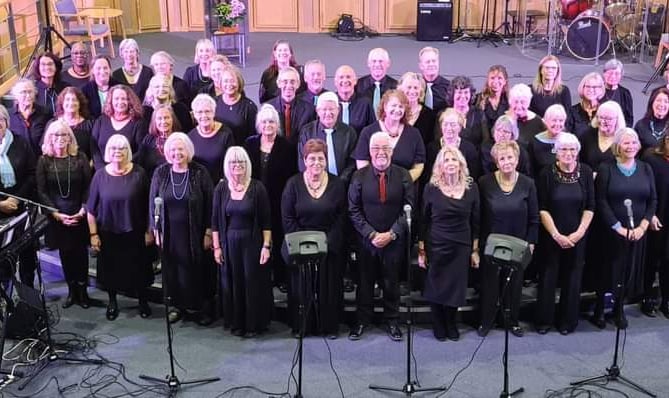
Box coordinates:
[567,73,605,140]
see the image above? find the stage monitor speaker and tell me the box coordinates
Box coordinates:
[416,0,453,41]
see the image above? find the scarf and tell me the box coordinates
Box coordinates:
[0,130,16,188]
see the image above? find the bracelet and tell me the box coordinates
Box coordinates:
[263,244,271,249]
[90,232,98,237]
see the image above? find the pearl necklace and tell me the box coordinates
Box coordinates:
[305,173,326,193]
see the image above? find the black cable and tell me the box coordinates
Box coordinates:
[321,337,344,398]
[435,331,487,397]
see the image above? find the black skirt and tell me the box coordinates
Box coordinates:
[97,230,154,291]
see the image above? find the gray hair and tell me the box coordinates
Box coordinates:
[104,134,132,164]
[492,115,519,141]
[223,146,252,184]
[191,93,216,112]
[369,131,392,149]
[255,104,281,133]
[509,83,533,101]
[544,104,567,120]
[119,38,139,54]
[603,59,624,74]
[554,132,581,153]
[164,132,194,164]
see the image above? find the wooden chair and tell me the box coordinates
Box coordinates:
[51,0,116,57]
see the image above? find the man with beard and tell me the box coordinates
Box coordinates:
[299,60,329,106]
[334,65,375,135]
[298,92,357,185]
[267,67,316,146]
[348,132,413,342]
[355,48,397,113]
[418,46,450,113]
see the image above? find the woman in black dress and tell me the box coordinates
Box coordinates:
[477,65,509,136]
[602,59,634,127]
[53,87,93,160]
[282,139,347,338]
[183,39,215,96]
[259,40,303,103]
[480,115,532,176]
[91,85,146,169]
[507,83,545,149]
[448,76,484,147]
[591,128,657,329]
[529,104,567,175]
[580,101,625,174]
[142,74,193,132]
[149,133,215,325]
[9,79,51,156]
[31,52,68,115]
[424,108,480,184]
[634,88,669,151]
[354,90,426,183]
[566,72,604,140]
[215,66,258,145]
[0,105,38,287]
[478,141,539,337]
[419,145,480,341]
[529,55,571,117]
[188,94,234,183]
[212,146,273,337]
[244,104,297,292]
[87,134,153,320]
[137,104,180,179]
[397,72,437,147]
[81,55,120,119]
[535,133,594,335]
[149,51,192,105]
[642,135,669,318]
[36,120,92,308]
[198,55,230,98]
[111,39,153,101]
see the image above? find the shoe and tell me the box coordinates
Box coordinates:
[536,325,550,335]
[659,302,669,319]
[139,300,152,318]
[559,328,571,336]
[348,324,365,340]
[244,331,257,338]
[446,326,460,341]
[62,291,75,309]
[589,313,606,329]
[278,283,288,294]
[168,309,182,324]
[433,329,446,341]
[477,325,490,337]
[106,300,119,321]
[231,328,245,337]
[77,286,91,309]
[291,329,301,339]
[614,310,628,329]
[510,325,524,337]
[387,323,403,341]
[327,332,339,340]
[343,279,355,293]
[196,312,214,326]
[641,299,657,318]
[399,283,410,297]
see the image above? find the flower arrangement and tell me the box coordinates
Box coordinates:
[215,0,246,27]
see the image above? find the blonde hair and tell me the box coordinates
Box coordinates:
[397,72,426,103]
[194,39,215,63]
[223,146,252,185]
[612,128,640,160]
[429,145,472,190]
[532,55,564,96]
[103,134,132,164]
[163,132,194,164]
[491,141,520,162]
[41,120,79,157]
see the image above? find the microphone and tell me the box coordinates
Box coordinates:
[154,197,163,227]
[404,204,412,227]
[624,199,634,228]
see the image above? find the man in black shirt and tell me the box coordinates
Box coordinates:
[298,92,357,185]
[267,67,317,146]
[355,48,398,112]
[348,132,413,341]
[299,59,329,106]
[334,65,376,135]
[418,46,450,113]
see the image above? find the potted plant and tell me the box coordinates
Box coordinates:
[215,0,246,33]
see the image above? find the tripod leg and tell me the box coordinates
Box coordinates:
[616,375,657,397]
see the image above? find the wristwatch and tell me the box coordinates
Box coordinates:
[390,231,397,241]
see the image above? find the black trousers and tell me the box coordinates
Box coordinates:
[356,238,404,325]
[18,247,37,288]
[479,258,523,331]
[536,239,586,331]
[644,231,669,303]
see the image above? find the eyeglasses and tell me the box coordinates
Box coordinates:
[557,147,578,152]
[598,116,617,122]
[109,146,127,152]
[53,133,69,138]
[584,85,602,90]
[228,160,246,166]
[370,145,392,152]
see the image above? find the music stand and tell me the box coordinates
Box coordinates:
[284,231,327,398]
[483,234,531,398]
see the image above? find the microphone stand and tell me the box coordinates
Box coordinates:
[1,192,105,391]
[369,207,445,396]
[498,264,523,398]
[139,201,220,396]
[570,212,656,397]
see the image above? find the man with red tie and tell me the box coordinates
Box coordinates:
[266,67,316,146]
[348,132,413,342]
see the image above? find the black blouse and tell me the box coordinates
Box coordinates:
[354,122,426,171]
[36,152,91,215]
[596,161,657,228]
[529,85,572,117]
[187,125,235,183]
[214,96,258,145]
[537,163,595,233]
[421,183,480,246]
[111,66,154,101]
[91,116,147,169]
[634,116,667,152]
[183,64,212,98]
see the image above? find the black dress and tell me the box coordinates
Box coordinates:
[517,115,546,149]
[535,163,595,332]
[142,103,194,133]
[187,125,235,183]
[634,116,667,152]
[580,133,615,172]
[111,66,154,101]
[91,116,147,170]
[136,134,167,179]
[529,85,572,117]
[183,64,212,97]
[36,153,91,286]
[604,86,633,127]
[354,122,426,171]
[70,119,94,160]
[149,162,214,310]
[461,108,485,147]
[412,106,437,148]
[478,93,509,138]
[214,96,258,145]
[212,179,273,333]
[421,183,480,307]
[423,139,481,183]
[528,133,557,177]
[480,141,532,177]
[566,103,597,140]
[281,174,347,335]
[86,165,153,291]
[478,173,539,331]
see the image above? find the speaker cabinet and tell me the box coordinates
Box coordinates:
[416,0,453,41]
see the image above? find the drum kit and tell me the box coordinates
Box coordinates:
[553,0,666,60]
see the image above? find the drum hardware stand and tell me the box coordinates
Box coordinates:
[642,51,668,93]
[571,211,656,397]
[478,0,511,47]
[369,206,446,396]
[494,0,514,37]
[139,198,220,397]
[452,0,476,42]
[0,193,105,391]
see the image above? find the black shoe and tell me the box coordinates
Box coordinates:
[614,311,628,329]
[387,323,403,341]
[62,292,75,309]
[446,326,460,341]
[168,309,182,324]
[326,332,339,340]
[559,328,571,336]
[278,283,288,294]
[291,329,301,339]
[477,325,490,337]
[139,300,152,318]
[589,313,606,329]
[77,286,91,309]
[641,299,657,318]
[510,325,524,337]
[659,302,669,319]
[106,300,119,321]
[433,328,446,341]
[348,324,365,340]
[343,279,355,293]
[231,328,245,337]
[196,312,214,326]
[399,283,410,297]
[536,325,550,335]
[244,331,257,338]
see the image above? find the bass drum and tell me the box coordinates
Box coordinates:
[566,12,612,60]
